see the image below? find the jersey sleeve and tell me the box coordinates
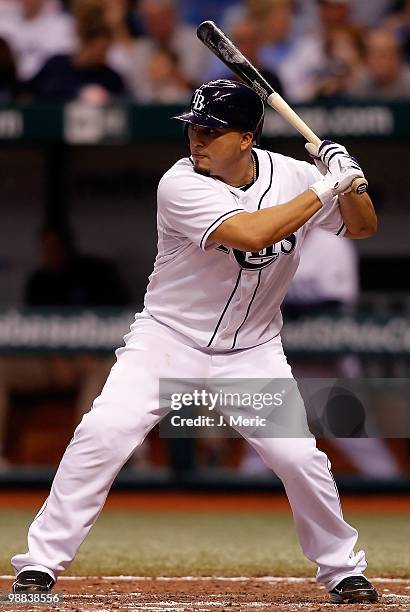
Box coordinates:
[309,197,346,236]
[297,160,346,236]
[157,170,246,250]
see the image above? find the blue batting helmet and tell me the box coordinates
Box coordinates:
[173,79,265,143]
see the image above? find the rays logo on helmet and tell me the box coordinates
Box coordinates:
[192,90,205,111]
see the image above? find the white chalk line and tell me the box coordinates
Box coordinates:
[63,592,410,601]
[6,598,410,612]
[1,575,410,583]
[64,596,268,606]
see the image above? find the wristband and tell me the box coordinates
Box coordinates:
[309,180,334,206]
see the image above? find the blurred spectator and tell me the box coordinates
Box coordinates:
[103,0,138,87]
[208,0,401,100]
[207,16,283,94]
[224,0,396,37]
[223,0,317,37]
[349,28,410,99]
[103,0,191,103]
[291,0,327,35]
[24,0,126,103]
[384,0,410,62]
[310,25,367,101]
[218,0,332,102]
[208,1,294,96]
[315,0,354,31]
[124,0,208,100]
[232,17,283,93]
[273,0,358,102]
[257,0,313,99]
[0,0,75,81]
[351,0,396,29]
[0,224,130,468]
[222,0,291,29]
[25,224,130,307]
[144,47,191,103]
[0,36,17,103]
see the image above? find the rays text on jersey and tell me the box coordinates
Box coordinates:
[216,233,297,270]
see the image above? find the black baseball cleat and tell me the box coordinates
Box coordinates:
[12,570,55,593]
[329,576,378,603]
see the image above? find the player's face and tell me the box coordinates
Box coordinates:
[188,124,252,178]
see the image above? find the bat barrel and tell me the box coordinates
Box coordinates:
[197,21,368,195]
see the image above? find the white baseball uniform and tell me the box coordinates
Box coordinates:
[12,148,367,591]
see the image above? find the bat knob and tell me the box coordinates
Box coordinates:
[351,177,368,195]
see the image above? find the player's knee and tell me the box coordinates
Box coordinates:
[73,406,147,457]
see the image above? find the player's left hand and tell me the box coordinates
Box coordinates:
[305,140,364,178]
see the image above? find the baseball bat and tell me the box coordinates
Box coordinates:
[196,20,368,195]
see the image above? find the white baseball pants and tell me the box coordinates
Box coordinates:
[12,315,366,591]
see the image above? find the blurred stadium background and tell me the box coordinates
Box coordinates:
[0,0,409,590]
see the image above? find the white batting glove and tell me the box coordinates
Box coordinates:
[305,140,363,177]
[309,166,365,206]
[305,142,327,175]
[306,140,365,204]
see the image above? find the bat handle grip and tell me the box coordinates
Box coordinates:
[307,137,368,195]
[267,95,369,195]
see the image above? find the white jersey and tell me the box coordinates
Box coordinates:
[143,148,346,351]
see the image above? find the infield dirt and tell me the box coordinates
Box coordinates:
[1,577,409,611]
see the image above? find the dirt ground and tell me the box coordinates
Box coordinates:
[1,576,409,611]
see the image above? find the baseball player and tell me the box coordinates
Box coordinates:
[12,80,378,604]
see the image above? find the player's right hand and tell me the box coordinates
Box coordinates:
[307,139,365,204]
[309,164,365,205]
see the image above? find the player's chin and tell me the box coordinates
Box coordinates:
[193,159,211,177]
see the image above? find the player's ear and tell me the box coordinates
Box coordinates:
[240,131,254,151]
